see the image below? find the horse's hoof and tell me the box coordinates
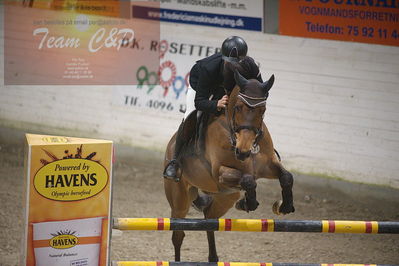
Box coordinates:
[208,255,219,262]
[235,199,247,212]
[247,199,259,211]
[280,204,295,214]
[235,198,259,212]
[192,194,213,212]
[272,200,282,215]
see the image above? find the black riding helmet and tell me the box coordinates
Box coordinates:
[221,36,248,62]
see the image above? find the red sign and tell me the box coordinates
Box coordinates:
[280,0,399,46]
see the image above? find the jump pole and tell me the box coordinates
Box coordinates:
[113,218,399,234]
[112,262,397,266]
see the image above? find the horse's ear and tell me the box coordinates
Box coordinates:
[262,74,275,95]
[234,69,249,90]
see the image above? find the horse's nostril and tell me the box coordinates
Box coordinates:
[238,154,246,161]
[235,148,240,155]
[235,148,250,161]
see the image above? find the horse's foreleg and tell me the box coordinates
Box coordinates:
[172,231,185,261]
[164,178,193,261]
[204,192,241,262]
[218,166,242,187]
[170,204,189,262]
[277,168,295,214]
[192,193,213,212]
[218,166,258,212]
[267,161,295,215]
[206,231,218,262]
[236,174,259,212]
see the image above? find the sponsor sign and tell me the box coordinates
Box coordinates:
[112,37,221,115]
[34,158,108,201]
[279,0,399,46]
[23,134,113,266]
[32,217,104,265]
[4,2,160,85]
[132,0,264,31]
[22,0,122,17]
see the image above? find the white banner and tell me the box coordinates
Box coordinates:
[112,37,220,115]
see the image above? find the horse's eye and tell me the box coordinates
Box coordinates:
[235,105,242,111]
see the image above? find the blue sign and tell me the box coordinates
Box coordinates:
[132,5,262,32]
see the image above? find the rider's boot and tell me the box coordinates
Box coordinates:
[163,121,185,182]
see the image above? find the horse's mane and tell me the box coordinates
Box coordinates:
[223,56,261,116]
[223,56,260,94]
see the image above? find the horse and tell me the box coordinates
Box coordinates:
[164,57,295,262]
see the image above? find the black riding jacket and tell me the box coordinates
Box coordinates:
[189,52,263,114]
[189,53,225,114]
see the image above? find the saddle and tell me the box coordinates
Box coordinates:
[179,110,209,158]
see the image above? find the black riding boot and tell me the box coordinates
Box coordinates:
[163,121,185,182]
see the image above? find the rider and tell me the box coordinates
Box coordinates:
[163,36,259,182]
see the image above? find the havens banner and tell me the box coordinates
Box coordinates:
[132,0,264,31]
[279,0,399,46]
[24,134,113,266]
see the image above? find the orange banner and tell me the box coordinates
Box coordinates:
[279,0,399,46]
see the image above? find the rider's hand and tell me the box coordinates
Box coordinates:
[217,95,229,110]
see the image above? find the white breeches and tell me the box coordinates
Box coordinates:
[184,87,196,120]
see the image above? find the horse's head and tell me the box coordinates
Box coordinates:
[231,70,275,161]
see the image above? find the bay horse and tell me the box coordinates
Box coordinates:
[164,57,295,262]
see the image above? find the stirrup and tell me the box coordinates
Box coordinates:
[163,160,180,182]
